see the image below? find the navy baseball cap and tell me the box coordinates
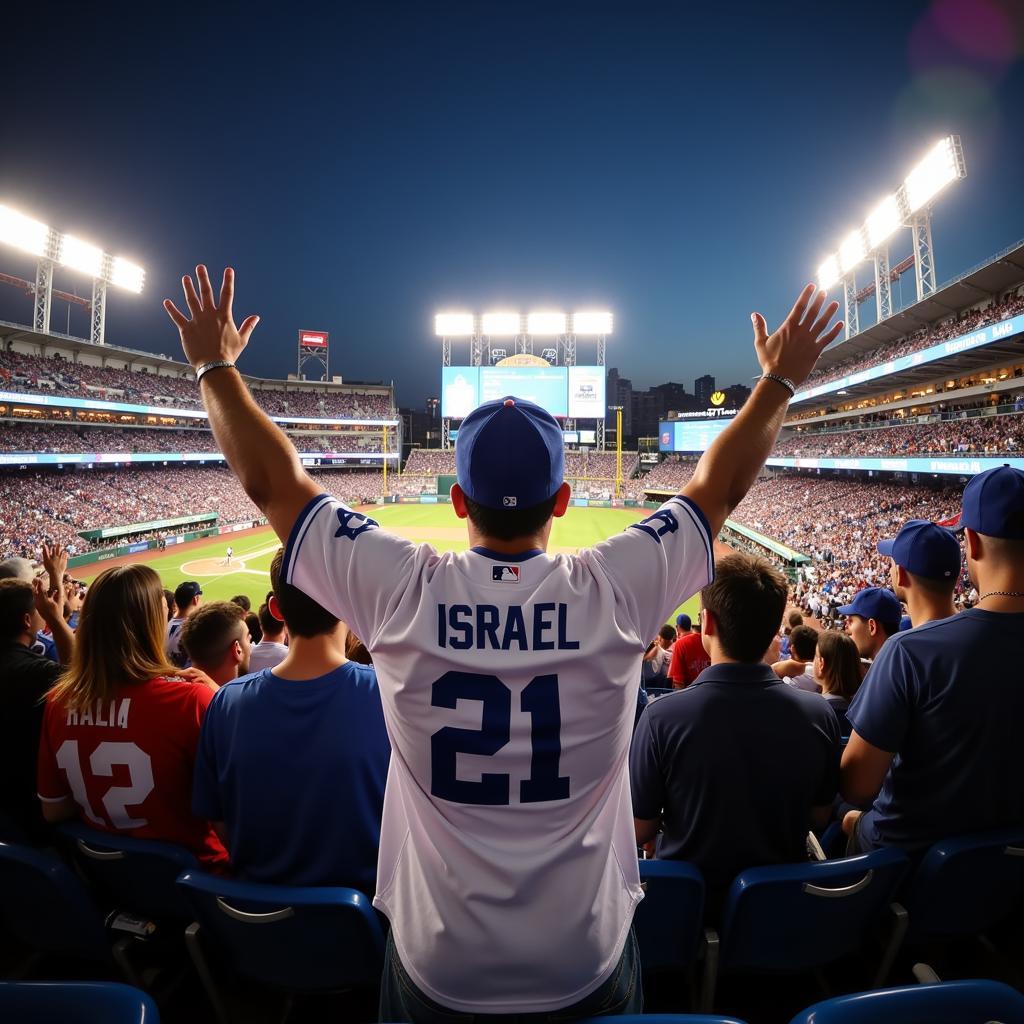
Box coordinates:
[837,587,902,632]
[456,396,564,510]
[675,613,692,630]
[952,466,1024,540]
[877,519,961,581]
[174,581,202,605]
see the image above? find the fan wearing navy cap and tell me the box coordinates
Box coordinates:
[165,265,841,1022]
[840,466,1024,857]
[878,519,960,629]
[837,586,902,666]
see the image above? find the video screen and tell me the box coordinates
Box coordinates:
[479,366,568,416]
[441,367,480,419]
[659,418,733,452]
[567,366,606,418]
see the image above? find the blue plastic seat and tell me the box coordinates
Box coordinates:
[0,840,112,966]
[57,821,198,920]
[177,870,386,1023]
[635,859,706,973]
[788,978,1024,1023]
[706,848,911,1010]
[900,826,1024,944]
[0,981,159,1023]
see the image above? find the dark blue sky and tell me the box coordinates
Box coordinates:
[2,1,1022,407]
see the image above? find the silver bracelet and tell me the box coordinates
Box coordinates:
[759,372,796,398]
[195,360,236,384]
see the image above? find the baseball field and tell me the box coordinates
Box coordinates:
[75,503,703,624]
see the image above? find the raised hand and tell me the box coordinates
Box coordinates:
[33,576,64,626]
[41,543,69,592]
[751,285,843,389]
[163,266,260,370]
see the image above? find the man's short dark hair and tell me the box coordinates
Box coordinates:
[269,548,339,639]
[231,594,252,612]
[258,602,285,637]
[462,493,559,543]
[789,624,818,662]
[700,553,788,663]
[162,588,175,620]
[658,624,676,645]
[906,569,957,596]
[180,601,246,668]
[0,579,34,641]
[787,610,804,629]
[245,611,262,645]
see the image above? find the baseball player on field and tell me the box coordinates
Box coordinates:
[166,266,841,1021]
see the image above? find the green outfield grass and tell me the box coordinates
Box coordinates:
[78,504,700,626]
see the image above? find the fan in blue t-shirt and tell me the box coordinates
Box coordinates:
[193,550,390,892]
[841,468,1024,855]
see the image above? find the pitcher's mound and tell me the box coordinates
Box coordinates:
[180,557,244,577]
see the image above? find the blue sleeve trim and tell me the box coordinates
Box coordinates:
[282,492,332,583]
[674,494,715,584]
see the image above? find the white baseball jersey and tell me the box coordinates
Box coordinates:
[284,493,714,1014]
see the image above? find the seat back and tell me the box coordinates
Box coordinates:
[57,821,198,919]
[0,841,110,962]
[787,978,1024,1023]
[719,848,910,973]
[177,870,385,992]
[903,827,1024,942]
[0,981,159,1024]
[634,860,705,972]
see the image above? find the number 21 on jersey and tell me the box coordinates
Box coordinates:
[430,671,570,805]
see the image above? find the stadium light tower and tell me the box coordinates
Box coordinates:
[0,203,145,344]
[434,312,475,368]
[815,135,965,338]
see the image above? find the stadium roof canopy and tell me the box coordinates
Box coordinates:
[813,236,1024,371]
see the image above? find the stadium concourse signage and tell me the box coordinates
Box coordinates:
[0,388,397,428]
[792,313,1024,404]
[66,527,220,570]
[724,519,809,565]
[81,512,218,541]
[766,455,1024,476]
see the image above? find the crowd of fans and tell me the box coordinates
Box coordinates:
[800,292,1024,393]
[0,348,395,420]
[1,422,388,455]
[0,467,385,561]
[775,411,1022,458]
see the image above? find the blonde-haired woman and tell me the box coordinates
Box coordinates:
[37,564,228,867]
[812,630,861,738]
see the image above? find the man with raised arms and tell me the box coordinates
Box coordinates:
[165,266,840,1021]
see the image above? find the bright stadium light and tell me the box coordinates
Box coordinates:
[572,310,613,335]
[58,234,103,277]
[0,205,50,256]
[839,230,866,275]
[527,311,567,335]
[482,311,521,335]
[817,255,841,291]
[904,136,959,213]
[865,194,901,249]
[434,312,474,336]
[109,256,145,293]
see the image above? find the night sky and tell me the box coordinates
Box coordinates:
[2,1,1022,407]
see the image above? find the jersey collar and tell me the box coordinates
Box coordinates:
[470,546,544,562]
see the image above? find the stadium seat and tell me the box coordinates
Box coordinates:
[635,859,706,973]
[787,978,1024,1023]
[176,870,386,1024]
[57,821,198,920]
[899,826,1024,945]
[0,980,159,1023]
[704,848,911,1011]
[0,840,122,973]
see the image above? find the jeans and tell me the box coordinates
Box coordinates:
[379,928,643,1023]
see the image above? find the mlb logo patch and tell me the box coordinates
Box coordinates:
[503,496,518,507]
[492,565,521,583]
